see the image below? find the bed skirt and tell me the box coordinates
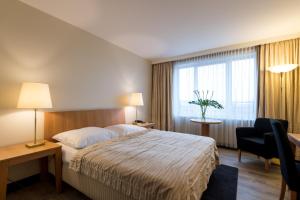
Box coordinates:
[49,161,133,200]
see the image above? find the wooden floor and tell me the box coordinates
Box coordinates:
[7,148,288,200]
[219,148,287,200]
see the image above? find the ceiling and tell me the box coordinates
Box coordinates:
[20,0,300,62]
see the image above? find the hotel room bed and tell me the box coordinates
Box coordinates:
[46,109,219,200]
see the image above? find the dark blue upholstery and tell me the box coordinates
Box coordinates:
[271,120,300,192]
[236,118,288,159]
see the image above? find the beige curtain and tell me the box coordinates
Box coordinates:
[258,38,300,133]
[151,62,173,131]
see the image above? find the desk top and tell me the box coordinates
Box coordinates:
[190,118,223,124]
[288,133,300,147]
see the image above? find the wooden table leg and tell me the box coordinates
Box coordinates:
[289,140,297,200]
[0,162,8,200]
[279,177,286,200]
[264,159,271,172]
[238,149,241,162]
[290,190,297,200]
[39,157,49,181]
[201,124,210,137]
[54,149,62,193]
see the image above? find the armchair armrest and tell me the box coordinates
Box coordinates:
[236,127,259,138]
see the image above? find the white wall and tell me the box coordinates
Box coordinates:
[0,1,151,181]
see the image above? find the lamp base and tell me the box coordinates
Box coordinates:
[133,120,144,124]
[25,140,45,148]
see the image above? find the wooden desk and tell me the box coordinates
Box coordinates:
[288,133,300,149]
[190,119,222,137]
[0,141,62,200]
[279,133,300,200]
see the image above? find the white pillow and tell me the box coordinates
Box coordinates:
[52,127,117,149]
[105,124,147,137]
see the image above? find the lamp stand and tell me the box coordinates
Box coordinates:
[26,109,45,148]
[133,106,143,124]
[280,72,282,87]
[133,106,138,123]
[279,72,284,118]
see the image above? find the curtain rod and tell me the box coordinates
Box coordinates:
[152,34,300,65]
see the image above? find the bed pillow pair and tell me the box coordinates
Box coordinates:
[53,124,146,149]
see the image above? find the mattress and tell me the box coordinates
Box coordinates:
[57,142,78,163]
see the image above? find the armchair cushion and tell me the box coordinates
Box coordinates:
[241,137,264,145]
[236,127,260,138]
[237,137,266,157]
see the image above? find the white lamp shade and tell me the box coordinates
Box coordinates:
[268,64,298,73]
[17,82,53,109]
[129,93,144,106]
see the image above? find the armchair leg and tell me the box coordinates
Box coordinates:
[279,177,286,200]
[264,159,270,172]
[238,149,241,162]
[290,190,297,200]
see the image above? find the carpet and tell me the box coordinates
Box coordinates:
[201,164,238,200]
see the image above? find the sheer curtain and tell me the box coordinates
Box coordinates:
[173,47,258,148]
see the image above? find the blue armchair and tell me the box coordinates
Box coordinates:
[236,118,288,171]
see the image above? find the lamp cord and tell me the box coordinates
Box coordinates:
[136,106,138,122]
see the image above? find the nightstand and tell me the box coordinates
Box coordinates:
[135,122,156,129]
[0,140,62,200]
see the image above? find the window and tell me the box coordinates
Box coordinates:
[173,51,257,120]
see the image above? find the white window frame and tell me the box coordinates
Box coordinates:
[173,51,258,120]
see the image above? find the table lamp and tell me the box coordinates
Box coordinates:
[17,82,53,148]
[129,93,144,123]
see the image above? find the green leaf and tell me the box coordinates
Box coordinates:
[189,90,224,110]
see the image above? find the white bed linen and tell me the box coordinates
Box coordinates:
[58,142,79,163]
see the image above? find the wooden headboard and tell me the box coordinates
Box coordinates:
[44,108,125,140]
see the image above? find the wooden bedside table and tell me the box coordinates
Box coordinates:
[0,140,62,200]
[134,122,156,129]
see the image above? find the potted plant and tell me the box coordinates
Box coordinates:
[188,90,224,120]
